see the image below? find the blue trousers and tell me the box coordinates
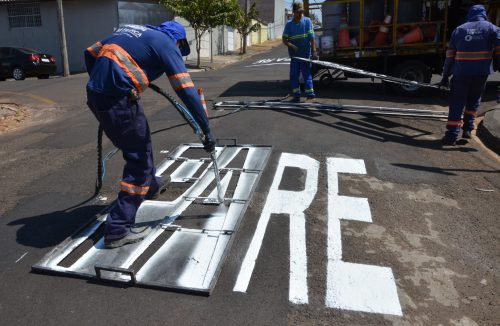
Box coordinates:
[87,89,160,240]
[290,58,315,98]
[446,75,488,140]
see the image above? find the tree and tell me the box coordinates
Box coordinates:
[160,0,239,68]
[309,12,321,28]
[232,1,260,55]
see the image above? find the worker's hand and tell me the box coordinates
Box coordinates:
[202,129,216,153]
[437,77,449,88]
[311,50,319,61]
[288,43,299,52]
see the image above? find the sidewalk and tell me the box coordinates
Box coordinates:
[185,39,282,72]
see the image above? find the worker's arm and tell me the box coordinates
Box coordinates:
[441,30,457,82]
[308,19,318,59]
[159,45,210,135]
[282,24,298,52]
[84,41,103,75]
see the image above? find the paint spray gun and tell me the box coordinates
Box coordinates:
[149,83,224,204]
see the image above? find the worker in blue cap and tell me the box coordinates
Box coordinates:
[282,2,318,103]
[438,5,500,146]
[84,21,216,248]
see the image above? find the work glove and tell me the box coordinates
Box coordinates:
[288,43,299,52]
[436,77,449,88]
[201,129,216,153]
[311,50,319,61]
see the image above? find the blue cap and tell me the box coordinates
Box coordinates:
[146,21,190,56]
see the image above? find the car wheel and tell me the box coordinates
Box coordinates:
[390,60,431,96]
[12,67,25,80]
[38,75,50,79]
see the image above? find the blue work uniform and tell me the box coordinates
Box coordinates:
[442,5,500,141]
[283,16,315,99]
[84,22,209,240]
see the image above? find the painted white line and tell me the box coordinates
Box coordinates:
[234,153,319,305]
[326,158,402,316]
[15,252,28,263]
[244,63,290,68]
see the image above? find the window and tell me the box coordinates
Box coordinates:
[7,2,42,28]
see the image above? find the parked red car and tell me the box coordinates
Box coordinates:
[0,47,57,81]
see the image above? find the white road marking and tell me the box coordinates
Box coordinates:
[326,158,402,316]
[15,252,28,263]
[244,63,290,68]
[245,57,291,67]
[234,153,319,305]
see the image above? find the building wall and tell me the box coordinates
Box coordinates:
[239,0,284,40]
[0,0,173,74]
[273,0,285,38]
[0,0,118,74]
[174,16,230,60]
[64,0,118,72]
[0,1,60,68]
[118,0,173,26]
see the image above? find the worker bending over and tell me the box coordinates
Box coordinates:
[439,5,500,146]
[84,21,215,249]
[282,2,318,103]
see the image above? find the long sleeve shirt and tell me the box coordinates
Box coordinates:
[443,5,500,78]
[84,24,209,132]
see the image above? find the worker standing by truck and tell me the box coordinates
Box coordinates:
[282,2,318,103]
[84,21,216,248]
[438,4,500,146]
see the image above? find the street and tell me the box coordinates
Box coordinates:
[0,45,499,325]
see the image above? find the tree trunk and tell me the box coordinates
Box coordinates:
[195,31,201,68]
[242,32,247,54]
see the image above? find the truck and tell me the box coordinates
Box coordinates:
[310,0,500,94]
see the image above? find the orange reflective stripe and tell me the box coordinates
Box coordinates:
[120,181,149,195]
[98,44,149,93]
[464,110,477,116]
[87,41,103,58]
[446,50,456,58]
[447,120,463,126]
[455,51,492,61]
[168,72,195,91]
[168,72,190,80]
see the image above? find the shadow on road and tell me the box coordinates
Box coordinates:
[218,79,499,106]
[276,109,478,153]
[7,204,104,249]
[392,163,500,176]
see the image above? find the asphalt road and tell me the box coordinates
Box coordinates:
[1,46,499,326]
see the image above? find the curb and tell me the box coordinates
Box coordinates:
[477,106,500,155]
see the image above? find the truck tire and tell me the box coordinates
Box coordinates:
[391,60,431,96]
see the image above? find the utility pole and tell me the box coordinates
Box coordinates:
[56,0,70,76]
[304,0,310,17]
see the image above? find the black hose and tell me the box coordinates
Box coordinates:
[95,124,103,196]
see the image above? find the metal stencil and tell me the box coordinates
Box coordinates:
[33,143,272,294]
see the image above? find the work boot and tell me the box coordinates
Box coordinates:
[145,175,171,200]
[462,130,472,139]
[305,97,317,103]
[441,136,456,146]
[104,226,151,249]
[282,95,300,103]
